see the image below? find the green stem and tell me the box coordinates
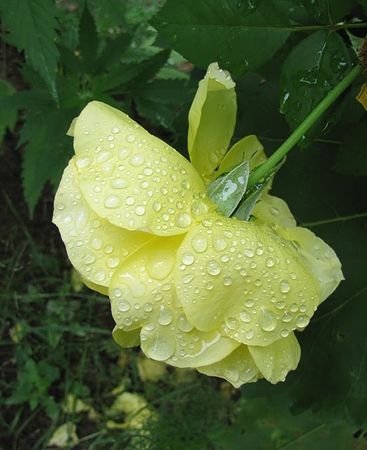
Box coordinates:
[302,212,367,227]
[247,64,362,189]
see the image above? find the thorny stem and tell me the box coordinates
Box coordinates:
[247,64,363,189]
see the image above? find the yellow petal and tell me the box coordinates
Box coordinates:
[53,159,150,287]
[113,326,141,348]
[73,101,208,236]
[141,307,239,368]
[176,214,320,346]
[217,135,266,176]
[81,276,108,296]
[109,236,182,331]
[277,226,343,303]
[197,345,261,388]
[109,236,238,366]
[253,194,297,228]
[188,63,237,178]
[248,332,300,384]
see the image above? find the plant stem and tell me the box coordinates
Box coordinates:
[302,212,367,227]
[247,64,363,189]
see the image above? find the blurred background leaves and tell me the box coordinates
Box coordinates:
[1,0,367,448]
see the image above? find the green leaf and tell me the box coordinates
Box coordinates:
[301,0,358,23]
[94,49,170,93]
[207,161,250,217]
[280,30,353,135]
[96,32,132,69]
[214,395,361,450]
[234,184,267,221]
[0,80,17,143]
[151,0,291,76]
[334,119,367,176]
[79,5,99,73]
[0,0,59,100]
[21,109,76,214]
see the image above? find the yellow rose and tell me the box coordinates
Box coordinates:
[53,63,343,388]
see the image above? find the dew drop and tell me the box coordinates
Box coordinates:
[126,134,136,143]
[223,276,233,286]
[225,317,239,330]
[239,310,252,323]
[244,249,254,258]
[126,196,135,206]
[191,234,208,253]
[145,333,175,361]
[182,274,194,284]
[153,201,162,211]
[266,257,275,268]
[118,301,131,312]
[104,195,121,209]
[176,213,192,228]
[182,253,195,265]
[206,260,221,276]
[213,237,228,251]
[177,314,193,332]
[75,157,90,169]
[111,178,128,189]
[279,280,291,293]
[130,153,144,167]
[135,206,146,216]
[296,315,310,328]
[158,306,173,325]
[259,308,277,332]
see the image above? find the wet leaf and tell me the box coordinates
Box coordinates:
[280,30,353,139]
[207,161,249,217]
[151,0,291,76]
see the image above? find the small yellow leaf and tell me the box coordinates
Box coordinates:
[356,83,367,110]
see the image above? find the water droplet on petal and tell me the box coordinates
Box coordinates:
[296,315,310,328]
[206,260,221,276]
[280,280,291,293]
[259,308,277,332]
[118,301,131,312]
[176,213,192,228]
[191,234,208,253]
[158,306,173,325]
[104,195,121,209]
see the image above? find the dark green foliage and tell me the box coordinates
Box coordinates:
[152,0,291,76]
[0,0,60,99]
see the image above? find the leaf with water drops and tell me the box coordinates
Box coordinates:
[175,214,322,346]
[217,135,265,176]
[188,62,236,179]
[151,0,291,76]
[301,0,358,23]
[280,30,352,138]
[197,346,261,388]
[234,183,267,221]
[53,159,150,287]
[72,101,209,236]
[248,332,300,383]
[207,161,250,217]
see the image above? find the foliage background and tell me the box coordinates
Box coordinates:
[0,0,367,448]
